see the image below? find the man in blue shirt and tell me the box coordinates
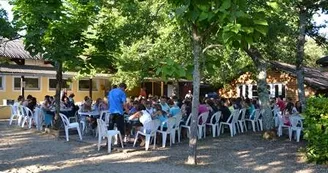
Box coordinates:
[108,83,128,138]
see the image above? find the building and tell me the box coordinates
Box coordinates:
[0,39,114,118]
[219,61,328,101]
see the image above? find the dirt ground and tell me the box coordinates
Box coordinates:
[0,120,327,173]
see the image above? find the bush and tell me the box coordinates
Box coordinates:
[303,97,328,164]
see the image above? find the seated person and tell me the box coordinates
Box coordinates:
[152,104,168,127]
[218,101,231,122]
[93,98,108,112]
[128,101,139,115]
[144,101,154,115]
[159,96,170,114]
[128,103,153,146]
[41,95,54,127]
[168,99,181,117]
[81,96,92,112]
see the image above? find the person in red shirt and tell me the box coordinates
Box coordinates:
[276,95,286,113]
[139,87,147,98]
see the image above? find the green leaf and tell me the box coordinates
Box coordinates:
[254,25,268,35]
[222,31,234,43]
[266,2,279,10]
[198,11,208,21]
[219,0,231,11]
[176,5,188,16]
[245,35,253,45]
[190,10,200,22]
[254,19,268,26]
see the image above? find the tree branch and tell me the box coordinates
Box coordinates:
[202,44,222,53]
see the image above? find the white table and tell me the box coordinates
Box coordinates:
[78,110,100,117]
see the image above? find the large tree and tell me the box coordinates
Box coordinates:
[0,6,17,41]
[11,0,100,127]
[294,0,328,108]
[167,0,270,165]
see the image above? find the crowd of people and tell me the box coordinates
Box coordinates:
[12,82,302,145]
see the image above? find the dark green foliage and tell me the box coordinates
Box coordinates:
[303,97,328,164]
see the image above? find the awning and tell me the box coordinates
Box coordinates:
[0,64,111,79]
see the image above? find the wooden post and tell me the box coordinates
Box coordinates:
[151,82,154,96]
[20,76,25,98]
[89,78,93,99]
[161,82,164,96]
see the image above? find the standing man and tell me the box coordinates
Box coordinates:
[108,83,128,140]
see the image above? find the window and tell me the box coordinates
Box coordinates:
[49,78,72,90]
[239,83,286,99]
[78,79,98,91]
[0,76,3,90]
[14,77,40,90]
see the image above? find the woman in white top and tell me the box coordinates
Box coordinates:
[129,103,153,146]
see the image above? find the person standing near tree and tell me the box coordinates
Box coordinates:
[108,83,129,140]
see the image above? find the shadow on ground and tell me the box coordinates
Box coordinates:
[0,120,327,173]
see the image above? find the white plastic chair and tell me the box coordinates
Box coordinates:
[34,107,43,131]
[172,112,182,143]
[21,106,34,128]
[245,109,262,132]
[219,113,235,137]
[277,113,290,137]
[237,108,247,133]
[180,113,192,138]
[157,117,176,147]
[95,110,110,137]
[231,109,241,134]
[288,116,303,142]
[272,106,280,127]
[9,105,19,125]
[97,119,124,153]
[59,113,82,141]
[133,119,161,151]
[100,110,110,126]
[197,112,209,139]
[206,111,222,137]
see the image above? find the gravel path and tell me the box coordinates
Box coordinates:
[0,120,327,173]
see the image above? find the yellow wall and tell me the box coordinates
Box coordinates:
[0,75,110,118]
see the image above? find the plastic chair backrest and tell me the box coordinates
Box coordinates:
[23,106,33,117]
[185,113,192,126]
[174,113,182,128]
[97,119,107,136]
[150,119,161,135]
[290,116,302,128]
[254,109,261,120]
[100,110,110,124]
[10,105,17,115]
[232,109,240,123]
[166,117,176,131]
[226,113,234,123]
[198,112,209,125]
[59,113,69,127]
[214,111,222,124]
[209,111,222,124]
[277,112,285,126]
[240,108,246,120]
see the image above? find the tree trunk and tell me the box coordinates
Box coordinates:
[245,47,273,130]
[187,24,202,165]
[53,61,63,129]
[296,8,306,109]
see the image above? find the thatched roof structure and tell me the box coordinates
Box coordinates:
[0,39,42,60]
[270,61,328,90]
[316,56,328,67]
